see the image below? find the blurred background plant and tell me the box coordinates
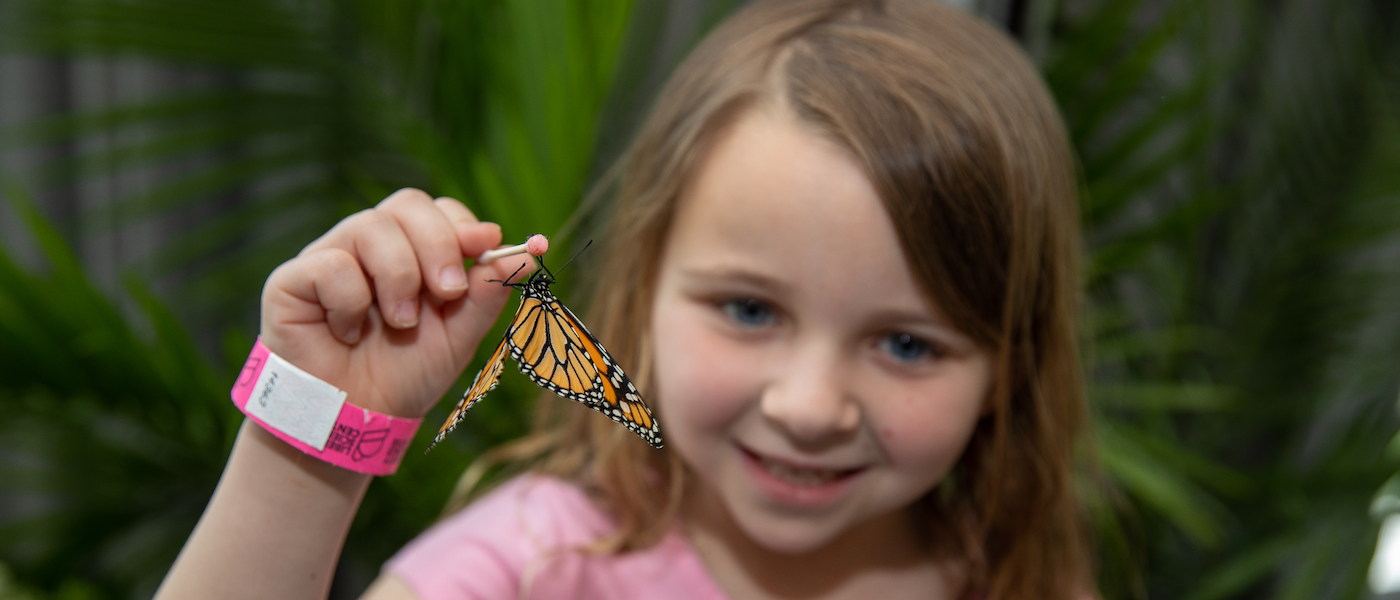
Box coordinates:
[0,0,1397,598]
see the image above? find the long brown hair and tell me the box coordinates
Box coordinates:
[449,1,1091,597]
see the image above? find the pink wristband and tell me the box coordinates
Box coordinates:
[231,338,421,475]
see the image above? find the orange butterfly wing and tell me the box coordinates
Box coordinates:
[428,310,515,450]
[429,271,663,450]
[509,287,663,448]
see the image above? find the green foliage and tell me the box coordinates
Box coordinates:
[0,0,635,334]
[0,182,240,597]
[0,0,641,596]
[1050,0,1400,597]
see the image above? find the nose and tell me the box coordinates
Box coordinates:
[759,342,861,445]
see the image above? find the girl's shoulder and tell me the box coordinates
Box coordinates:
[384,474,726,600]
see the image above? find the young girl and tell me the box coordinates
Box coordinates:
[156,0,1090,598]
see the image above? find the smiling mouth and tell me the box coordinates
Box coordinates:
[741,447,865,487]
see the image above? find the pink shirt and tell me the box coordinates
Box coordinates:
[385,475,729,600]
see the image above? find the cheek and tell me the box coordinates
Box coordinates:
[650,303,760,437]
[874,366,991,475]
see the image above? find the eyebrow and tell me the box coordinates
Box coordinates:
[864,307,950,330]
[676,265,794,296]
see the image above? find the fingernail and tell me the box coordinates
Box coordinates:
[440,264,467,290]
[344,327,361,343]
[396,299,418,327]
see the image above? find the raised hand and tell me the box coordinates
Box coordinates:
[259,187,534,419]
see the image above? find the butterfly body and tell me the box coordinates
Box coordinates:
[431,266,663,450]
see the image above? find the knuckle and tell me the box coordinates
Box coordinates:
[316,248,359,273]
[380,187,433,209]
[417,222,458,250]
[434,197,477,219]
[381,264,423,290]
[261,264,290,301]
[341,207,379,226]
[332,208,394,239]
[359,208,397,231]
[343,287,374,312]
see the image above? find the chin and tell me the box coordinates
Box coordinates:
[731,510,849,555]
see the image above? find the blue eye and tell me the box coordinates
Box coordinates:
[879,333,934,362]
[720,299,774,328]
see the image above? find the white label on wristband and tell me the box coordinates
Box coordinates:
[244,352,346,451]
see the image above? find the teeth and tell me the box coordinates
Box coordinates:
[759,457,842,486]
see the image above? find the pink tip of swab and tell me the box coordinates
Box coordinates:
[476,234,550,264]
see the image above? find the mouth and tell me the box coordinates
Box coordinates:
[738,446,866,487]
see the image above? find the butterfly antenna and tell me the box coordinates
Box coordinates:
[554,240,593,277]
[485,262,530,286]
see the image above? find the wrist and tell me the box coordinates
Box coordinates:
[231,338,421,475]
[240,420,373,490]
[344,393,427,421]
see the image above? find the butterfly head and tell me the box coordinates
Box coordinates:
[521,267,556,292]
[532,259,557,283]
[493,238,588,292]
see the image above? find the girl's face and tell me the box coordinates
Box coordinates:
[651,107,993,555]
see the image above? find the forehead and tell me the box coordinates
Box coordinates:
[665,107,935,313]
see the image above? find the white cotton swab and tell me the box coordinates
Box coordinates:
[476,234,550,264]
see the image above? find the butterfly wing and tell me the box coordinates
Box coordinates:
[429,330,509,450]
[553,302,664,449]
[508,290,664,448]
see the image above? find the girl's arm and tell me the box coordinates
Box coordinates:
[155,188,531,600]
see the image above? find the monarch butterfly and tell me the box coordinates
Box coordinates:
[428,256,663,450]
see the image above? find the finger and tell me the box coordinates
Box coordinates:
[339,208,423,329]
[434,197,503,260]
[263,248,373,345]
[442,252,536,356]
[433,196,478,224]
[378,190,470,301]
